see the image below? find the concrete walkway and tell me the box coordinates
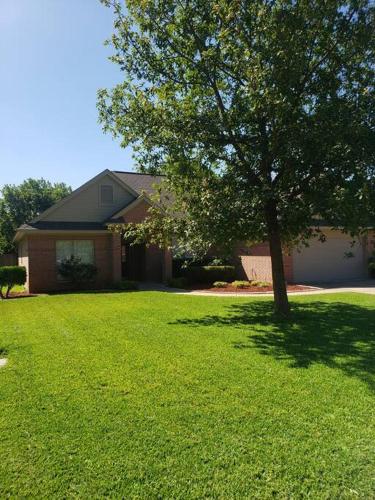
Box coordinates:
[140,280,375,297]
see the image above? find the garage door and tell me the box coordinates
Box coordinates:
[293,232,366,283]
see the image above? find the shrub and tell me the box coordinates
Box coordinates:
[167,277,188,289]
[115,280,139,291]
[213,281,228,288]
[208,257,228,266]
[250,280,272,287]
[0,266,27,299]
[231,280,251,289]
[185,265,236,284]
[58,256,97,286]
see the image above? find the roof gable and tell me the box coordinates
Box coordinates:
[33,170,138,224]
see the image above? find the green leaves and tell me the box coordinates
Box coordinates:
[0,179,72,254]
[99,0,375,253]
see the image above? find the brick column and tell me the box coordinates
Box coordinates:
[162,247,172,282]
[111,232,122,284]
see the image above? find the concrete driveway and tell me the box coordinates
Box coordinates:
[308,280,375,295]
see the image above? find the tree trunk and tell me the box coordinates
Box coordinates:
[265,201,290,316]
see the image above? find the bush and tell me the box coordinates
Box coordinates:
[114,280,139,291]
[231,280,251,289]
[0,266,27,299]
[250,280,272,287]
[167,277,188,289]
[208,257,228,266]
[58,256,97,286]
[213,281,228,288]
[185,265,236,284]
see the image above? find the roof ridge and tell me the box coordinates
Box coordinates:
[112,170,165,177]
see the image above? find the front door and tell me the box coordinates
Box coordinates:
[122,242,145,281]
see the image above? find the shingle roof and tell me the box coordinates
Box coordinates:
[16,171,166,235]
[19,222,107,231]
[112,171,165,196]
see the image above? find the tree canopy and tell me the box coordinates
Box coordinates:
[99,0,375,314]
[0,179,72,254]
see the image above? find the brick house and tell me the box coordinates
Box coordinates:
[14,170,172,293]
[14,170,373,293]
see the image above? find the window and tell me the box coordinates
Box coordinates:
[100,185,114,205]
[56,240,94,265]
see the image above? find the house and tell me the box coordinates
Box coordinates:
[14,170,172,293]
[14,169,373,293]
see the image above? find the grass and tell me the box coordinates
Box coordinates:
[2,284,25,295]
[1,291,375,498]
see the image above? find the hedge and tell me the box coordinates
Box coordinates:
[213,281,229,288]
[231,280,251,289]
[167,277,189,289]
[184,265,236,284]
[0,266,27,299]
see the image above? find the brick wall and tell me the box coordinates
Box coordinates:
[122,199,151,224]
[121,199,172,282]
[26,233,114,293]
[235,242,293,283]
[111,233,122,284]
[240,255,272,282]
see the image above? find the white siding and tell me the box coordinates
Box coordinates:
[42,174,135,222]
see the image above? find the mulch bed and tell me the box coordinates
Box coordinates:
[188,284,318,293]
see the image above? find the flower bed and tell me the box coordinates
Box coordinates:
[189,283,317,293]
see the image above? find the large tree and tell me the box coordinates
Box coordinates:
[0,179,72,254]
[98,0,375,315]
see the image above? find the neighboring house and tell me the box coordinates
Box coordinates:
[14,169,374,293]
[14,170,172,293]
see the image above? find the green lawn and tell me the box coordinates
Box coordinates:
[1,291,375,498]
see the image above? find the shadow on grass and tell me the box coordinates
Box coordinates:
[174,300,375,390]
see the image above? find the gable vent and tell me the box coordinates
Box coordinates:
[100,185,114,205]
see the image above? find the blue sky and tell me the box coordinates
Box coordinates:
[0,0,134,190]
